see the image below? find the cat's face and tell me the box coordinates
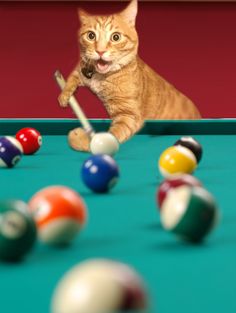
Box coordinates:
[78,0,138,75]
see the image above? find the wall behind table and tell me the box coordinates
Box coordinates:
[0,1,236,118]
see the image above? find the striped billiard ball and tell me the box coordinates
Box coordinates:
[174,136,202,163]
[51,259,147,313]
[157,174,202,209]
[161,185,219,242]
[28,186,87,246]
[81,154,119,193]
[0,200,37,261]
[0,136,23,168]
[158,146,197,178]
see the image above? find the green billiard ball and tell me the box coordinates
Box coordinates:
[161,186,219,242]
[0,200,37,261]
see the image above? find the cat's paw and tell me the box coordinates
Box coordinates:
[58,92,71,107]
[68,128,90,152]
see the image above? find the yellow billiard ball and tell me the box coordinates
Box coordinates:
[158,146,197,178]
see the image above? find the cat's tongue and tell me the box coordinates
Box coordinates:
[96,60,110,73]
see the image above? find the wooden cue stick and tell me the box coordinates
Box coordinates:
[54,70,95,138]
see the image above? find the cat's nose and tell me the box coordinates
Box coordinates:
[96,50,106,57]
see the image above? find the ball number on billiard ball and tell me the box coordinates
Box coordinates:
[81,154,119,193]
[0,200,37,261]
[29,185,87,246]
[174,136,202,163]
[0,136,23,168]
[158,145,197,178]
[16,127,42,155]
[51,259,147,313]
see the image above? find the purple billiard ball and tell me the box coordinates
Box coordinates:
[0,136,23,168]
[81,154,119,193]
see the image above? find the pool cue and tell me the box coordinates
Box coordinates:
[54,70,95,138]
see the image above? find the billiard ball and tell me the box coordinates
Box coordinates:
[0,136,23,168]
[81,154,119,193]
[28,186,87,246]
[174,136,202,163]
[51,259,147,313]
[157,174,202,208]
[16,127,42,155]
[158,146,197,178]
[161,185,219,242]
[0,200,37,261]
[90,132,119,156]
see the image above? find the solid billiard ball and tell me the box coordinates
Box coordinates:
[51,259,147,313]
[157,174,202,208]
[0,136,23,168]
[81,154,119,193]
[161,185,219,242]
[16,127,42,155]
[28,186,87,246]
[174,136,202,163]
[90,132,119,156]
[158,146,197,178]
[0,200,37,261]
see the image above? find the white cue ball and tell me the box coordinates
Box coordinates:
[90,132,119,156]
[51,259,147,313]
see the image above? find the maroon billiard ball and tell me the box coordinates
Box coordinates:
[16,127,42,155]
[157,174,202,209]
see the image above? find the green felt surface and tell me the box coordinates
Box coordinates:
[0,123,236,313]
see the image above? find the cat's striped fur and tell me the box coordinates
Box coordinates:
[59,0,201,151]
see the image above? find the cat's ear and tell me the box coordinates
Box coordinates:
[78,9,89,25]
[119,0,138,27]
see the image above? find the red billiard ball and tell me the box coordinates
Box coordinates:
[16,127,42,155]
[157,174,202,209]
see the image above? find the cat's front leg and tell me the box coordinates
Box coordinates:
[109,114,144,143]
[58,67,83,107]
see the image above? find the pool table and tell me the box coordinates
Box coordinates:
[0,119,236,313]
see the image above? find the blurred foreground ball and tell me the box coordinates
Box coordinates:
[0,200,37,261]
[161,185,219,242]
[28,186,87,246]
[157,174,202,208]
[51,259,147,313]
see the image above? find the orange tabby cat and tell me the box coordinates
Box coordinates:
[58,0,201,151]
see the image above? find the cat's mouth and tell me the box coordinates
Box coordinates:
[95,59,112,74]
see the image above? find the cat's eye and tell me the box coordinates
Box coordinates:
[87,31,96,41]
[111,32,121,42]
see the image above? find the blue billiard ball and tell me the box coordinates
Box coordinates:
[81,154,119,193]
[0,136,23,168]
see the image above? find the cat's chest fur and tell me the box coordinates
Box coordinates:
[83,74,104,94]
[82,73,115,102]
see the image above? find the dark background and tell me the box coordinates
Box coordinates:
[0,1,236,118]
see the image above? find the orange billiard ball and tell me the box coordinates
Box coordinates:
[28,186,87,246]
